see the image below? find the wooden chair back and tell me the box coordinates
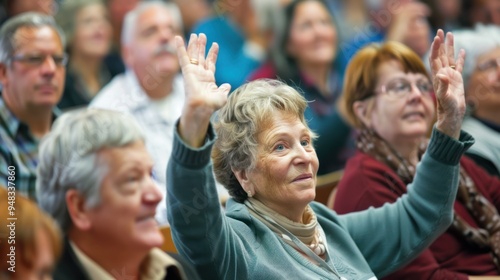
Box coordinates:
[314,170,343,208]
[159,226,178,253]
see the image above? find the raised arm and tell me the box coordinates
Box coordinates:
[336,30,474,278]
[168,34,254,280]
[175,34,230,147]
[430,29,466,139]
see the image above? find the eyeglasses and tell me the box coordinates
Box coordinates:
[477,57,500,73]
[9,53,68,67]
[377,78,434,99]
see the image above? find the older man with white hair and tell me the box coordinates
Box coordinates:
[90,1,189,224]
[37,108,200,280]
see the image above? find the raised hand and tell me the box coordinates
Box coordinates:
[429,29,466,139]
[176,33,231,147]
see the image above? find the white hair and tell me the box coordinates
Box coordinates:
[121,1,183,46]
[453,24,500,84]
[36,108,144,231]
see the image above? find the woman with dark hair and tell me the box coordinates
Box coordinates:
[250,0,353,174]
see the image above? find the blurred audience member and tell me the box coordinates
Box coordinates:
[172,0,212,36]
[458,0,500,27]
[0,0,56,24]
[422,0,463,31]
[332,0,369,43]
[486,0,500,24]
[0,187,62,280]
[454,25,500,176]
[106,0,140,50]
[339,0,431,66]
[36,108,200,280]
[251,0,353,174]
[192,0,284,89]
[90,1,184,224]
[336,39,500,279]
[55,0,115,110]
[102,0,140,76]
[0,13,65,199]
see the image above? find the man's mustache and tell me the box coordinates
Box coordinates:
[154,43,176,56]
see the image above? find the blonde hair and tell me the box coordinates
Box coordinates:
[212,79,316,202]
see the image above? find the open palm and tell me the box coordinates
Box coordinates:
[176,34,230,115]
[175,33,231,147]
[429,30,466,138]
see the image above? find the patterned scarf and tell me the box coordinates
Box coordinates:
[357,128,500,272]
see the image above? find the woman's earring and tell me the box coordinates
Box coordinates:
[247,191,252,198]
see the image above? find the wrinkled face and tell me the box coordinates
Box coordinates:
[286,1,337,67]
[85,141,163,252]
[124,6,180,87]
[0,26,65,111]
[466,47,500,116]
[244,111,319,214]
[71,3,112,58]
[14,229,56,280]
[365,60,435,144]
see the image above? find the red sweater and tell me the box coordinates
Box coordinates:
[334,151,500,279]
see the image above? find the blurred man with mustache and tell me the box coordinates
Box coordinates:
[0,12,66,200]
[90,1,185,225]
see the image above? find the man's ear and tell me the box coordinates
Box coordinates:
[66,190,92,231]
[232,168,255,196]
[353,100,372,128]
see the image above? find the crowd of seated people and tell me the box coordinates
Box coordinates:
[1,0,500,279]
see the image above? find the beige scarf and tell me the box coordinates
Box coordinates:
[245,198,326,256]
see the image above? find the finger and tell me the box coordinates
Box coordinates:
[429,34,442,73]
[186,33,198,61]
[446,32,455,67]
[455,49,466,74]
[197,33,207,67]
[206,42,219,73]
[175,36,190,68]
[437,30,448,67]
[218,83,231,96]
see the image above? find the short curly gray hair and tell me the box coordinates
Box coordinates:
[212,79,316,203]
[37,108,144,231]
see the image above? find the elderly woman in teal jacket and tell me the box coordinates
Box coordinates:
[166,30,471,279]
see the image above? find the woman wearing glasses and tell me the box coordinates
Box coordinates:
[334,40,500,279]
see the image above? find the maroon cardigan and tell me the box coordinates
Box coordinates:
[334,151,500,279]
